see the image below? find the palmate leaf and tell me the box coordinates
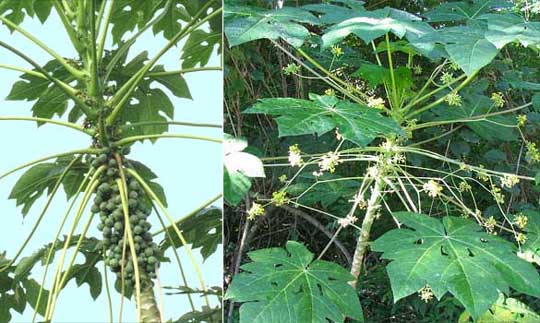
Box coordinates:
[224,4,319,47]
[520,210,540,265]
[223,135,264,206]
[225,241,364,323]
[303,0,366,25]
[245,94,404,147]
[431,94,518,141]
[0,0,53,25]
[161,207,222,261]
[321,7,433,49]
[417,25,499,76]
[181,29,221,69]
[9,157,87,217]
[459,294,540,323]
[371,212,540,320]
[479,14,540,49]
[423,0,513,22]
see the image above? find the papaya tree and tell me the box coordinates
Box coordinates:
[224,0,540,322]
[0,0,222,322]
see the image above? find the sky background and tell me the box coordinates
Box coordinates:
[0,7,222,323]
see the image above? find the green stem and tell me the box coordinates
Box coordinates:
[349,167,386,288]
[96,0,114,66]
[32,168,97,323]
[147,66,223,76]
[52,0,81,52]
[88,0,99,96]
[412,102,533,130]
[0,116,93,135]
[406,71,478,119]
[112,134,222,146]
[403,74,467,113]
[103,0,170,82]
[152,193,222,236]
[122,120,221,130]
[0,16,85,79]
[0,148,99,182]
[385,33,398,110]
[107,4,221,124]
[0,40,96,117]
[0,64,46,78]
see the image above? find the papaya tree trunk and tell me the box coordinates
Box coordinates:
[140,284,161,322]
[349,170,386,288]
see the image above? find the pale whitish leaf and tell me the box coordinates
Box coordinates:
[224,4,319,47]
[223,134,247,155]
[303,1,365,25]
[322,7,433,48]
[224,152,265,178]
[371,212,540,320]
[225,241,364,323]
[245,94,404,147]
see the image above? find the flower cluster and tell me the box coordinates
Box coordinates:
[423,180,443,198]
[445,92,462,106]
[491,185,505,204]
[490,92,505,108]
[271,191,288,206]
[331,45,343,57]
[526,142,540,163]
[247,202,265,220]
[367,96,386,110]
[516,232,527,244]
[313,152,341,176]
[484,216,497,234]
[501,174,519,188]
[440,72,454,85]
[283,63,300,75]
[418,285,434,303]
[515,213,528,229]
[517,114,527,127]
[338,214,358,228]
[324,88,335,96]
[288,144,303,167]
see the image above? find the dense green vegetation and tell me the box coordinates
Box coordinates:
[0,1,222,322]
[223,0,540,322]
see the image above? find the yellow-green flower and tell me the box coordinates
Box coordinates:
[517,114,527,127]
[516,232,527,244]
[283,63,300,75]
[247,202,265,220]
[331,45,343,57]
[271,191,288,206]
[515,213,528,230]
[491,92,505,108]
[324,88,335,96]
[440,72,454,85]
[526,142,540,163]
[445,92,462,106]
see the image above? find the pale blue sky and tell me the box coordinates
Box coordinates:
[0,9,222,323]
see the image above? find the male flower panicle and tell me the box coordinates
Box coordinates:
[271,191,288,206]
[517,114,527,127]
[338,214,358,228]
[367,96,386,110]
[526,142,540,163]
[423,180,443,198]
[445,92,462,107]
[491,92,505,108]
[501,174,519,188]
[440,72,455,85]
[516,232,528,244]
[515,213,528,230]
[288,144,303,167]
[247,202,265,220]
